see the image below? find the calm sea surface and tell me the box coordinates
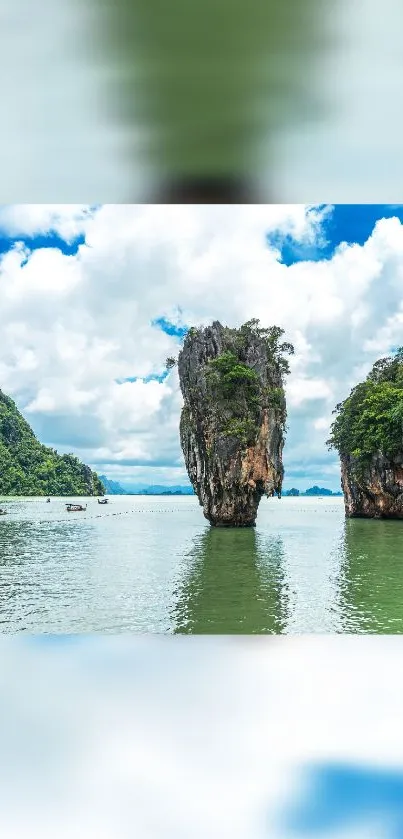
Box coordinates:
[0,495,402,633]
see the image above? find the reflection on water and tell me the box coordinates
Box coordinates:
[339,519,403,633]
[0,495,197,633]
[172,527,288,634]
[0,517,95,632]
[2,496,403,633]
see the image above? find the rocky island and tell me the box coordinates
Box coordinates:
[328,348,403,518]
[0,389,104,496]
[175,319,294,526]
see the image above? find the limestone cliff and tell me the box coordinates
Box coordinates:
[328,347,403,518]
[177,320,292,526]
[341,453,403,518]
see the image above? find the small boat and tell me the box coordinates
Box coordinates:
[0,509,7,516]
[46,498,51,503]
[66,503,87,512]
[97,498,109,504]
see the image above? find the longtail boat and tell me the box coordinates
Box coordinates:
[97,498,109,504]
[66,503,87,512]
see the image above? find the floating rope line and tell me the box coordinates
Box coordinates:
[0,504,343,524]
[0,507,200,524]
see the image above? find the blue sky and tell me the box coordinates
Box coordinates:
[2,203,400,269]
[0,231,85,258]
[0,203,402,490]
[269,204,403,266]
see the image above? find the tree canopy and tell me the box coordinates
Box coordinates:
[0,390,104,496]
[327,348,403,460]
[236,318,295,378]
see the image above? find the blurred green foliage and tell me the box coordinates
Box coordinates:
[99,0,329,180]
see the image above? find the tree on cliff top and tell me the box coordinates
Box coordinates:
[327,348,403,460]
[237,319,295,378]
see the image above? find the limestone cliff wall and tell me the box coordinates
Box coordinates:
[341,453,403,518]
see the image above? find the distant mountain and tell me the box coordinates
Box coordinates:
[97,479,195,495]
[283,486,343,497]
[0,389,104,496]
[303,486,341,496]
[119,483,195,495]
[100,475,344,498]
[98,475,128,495]
[136,485,195,495]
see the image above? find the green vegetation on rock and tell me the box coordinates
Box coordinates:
[236,319,294,375]
[202,320,292,447]
[206,350,260,402]
[204,354,257,448]
[0,389,104,496]
[327,348,403,461]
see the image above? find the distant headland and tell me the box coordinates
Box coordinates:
[284,486,343,497]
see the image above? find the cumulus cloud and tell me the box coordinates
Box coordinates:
[0,204,94,241]
[1,204,403,488]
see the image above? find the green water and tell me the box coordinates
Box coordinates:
[0,495,402,633]
[338,519,403,633]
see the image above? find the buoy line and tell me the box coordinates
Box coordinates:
[0,503,344,524]
[2,508,197,524]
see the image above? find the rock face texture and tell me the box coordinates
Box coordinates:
[341,453,403,518]
[178,321,287,526]
[328,348,403,519]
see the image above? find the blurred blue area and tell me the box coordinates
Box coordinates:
[281,763,403,837]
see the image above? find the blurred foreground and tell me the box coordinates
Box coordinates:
[2,0,403,201]
[0,636,402,837]
[94,0,332,202]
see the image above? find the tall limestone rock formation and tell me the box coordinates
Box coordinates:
[177,319,293,526]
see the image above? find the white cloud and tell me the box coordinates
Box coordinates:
[313,416,331,431]
[286,378,333,408]
[0,205,94,241]
[0,204,403,488]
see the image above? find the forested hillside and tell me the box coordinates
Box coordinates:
[0,389,104,496]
